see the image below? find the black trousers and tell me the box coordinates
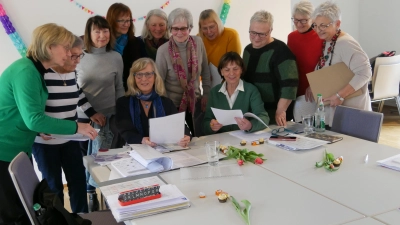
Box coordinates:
[0,159,31,225]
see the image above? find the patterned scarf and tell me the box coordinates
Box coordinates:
[167,36,198,113]
[114,34,128,55]
[144,37,168,60]
[129,90,166,136]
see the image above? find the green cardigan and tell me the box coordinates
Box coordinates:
[0,57,77,162]
[203,80,270,135]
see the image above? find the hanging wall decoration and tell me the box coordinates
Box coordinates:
[0,4,27,57]
[69,0,170,22]
[219,0,231,25]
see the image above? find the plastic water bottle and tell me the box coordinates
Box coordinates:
[33,203,42,216]
[315,94,325,132]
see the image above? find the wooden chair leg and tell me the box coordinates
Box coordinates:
[378,100,385,112]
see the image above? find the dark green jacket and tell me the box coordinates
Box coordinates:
[203,80,269,135]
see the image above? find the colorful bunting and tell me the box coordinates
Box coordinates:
[219,0,231,25]
[0,3,27,57]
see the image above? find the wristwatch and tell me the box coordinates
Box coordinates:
[336,93,344,101]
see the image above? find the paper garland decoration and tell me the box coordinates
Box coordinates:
[0,4,27,57]
[219,0,231,25]
[70,0,170,22]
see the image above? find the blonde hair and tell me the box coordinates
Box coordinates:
[126,58,166,96]
[250,10,274,28]
[198,9,224,39]
[27,23,74,62]
[293,1,314,17]
[142,9,170,40]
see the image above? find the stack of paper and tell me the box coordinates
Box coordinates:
[129,144,173,172]
[92,148,131,166]
[377,154,400,171]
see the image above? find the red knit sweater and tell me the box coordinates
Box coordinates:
[287,30,323,96]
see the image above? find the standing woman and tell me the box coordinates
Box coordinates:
[311,1,372,126]
[0,23,96,224]
[287,1,323,101]
[156,8,211,137]
[139,9,170,61]
[76,16,124,211]
[106,3,142,91]
[198,9,241,74]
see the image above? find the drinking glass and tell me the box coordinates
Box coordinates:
[302,115,314,135]
[205,141,219,166]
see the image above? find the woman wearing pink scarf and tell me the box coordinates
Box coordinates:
[156,8,211,137]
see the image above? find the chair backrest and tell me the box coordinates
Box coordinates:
[372,54,400,88]
[8,152,40,225]
[372,63,400,100]
[293,95,317,123]
[331,105,383,143]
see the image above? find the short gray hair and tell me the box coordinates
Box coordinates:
[72,35,83,49]
[167,8,193,30]
[312,1,341,22]
[293,1,314,17]
[250,10,274,28]
[141,9,170,40]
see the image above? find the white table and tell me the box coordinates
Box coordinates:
[373,209,400,224]
[83,130,400,225]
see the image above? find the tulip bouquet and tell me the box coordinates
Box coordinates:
[225,146,266,166]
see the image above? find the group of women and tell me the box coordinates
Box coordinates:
[0,1,372,224]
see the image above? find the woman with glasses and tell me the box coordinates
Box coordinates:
[138,9,169,61]
[0,24,97,224]
[156,8,211,137]
[76,16,124,212]
[287,1,323,101]
[116,58,191,147]
[106,3,142,91]
[310,1,372,126]
[203,52,269,135]
[198,9,241,87]
[32,36,105,214]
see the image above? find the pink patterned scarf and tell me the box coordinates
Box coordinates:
[168,36,199,113]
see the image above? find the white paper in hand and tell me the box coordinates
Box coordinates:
[149,112,185,144]
[211,108,243,125]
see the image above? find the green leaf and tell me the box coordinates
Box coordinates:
[315,161,324,168]
[230,196,252,225]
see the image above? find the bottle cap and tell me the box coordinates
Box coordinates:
[33,203,41,211]
[317,94,322,97]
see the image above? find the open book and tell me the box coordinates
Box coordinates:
[305,133,343,144]
[211,108,268,127]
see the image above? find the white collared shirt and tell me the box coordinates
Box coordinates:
[218,79,245,109]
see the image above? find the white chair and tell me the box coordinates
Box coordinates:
[370,63,400,114]
[8,152,123,225]
[293,95,317,123]
[331,105,383,143]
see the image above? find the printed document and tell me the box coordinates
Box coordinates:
[150,112,185,144]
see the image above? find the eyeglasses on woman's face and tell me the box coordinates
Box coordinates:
[291,18,309,24]
[71,53,84,61]
[116,19,133,25]
[249,30,270,38]
[171,27,189,33]
[312,22,333,31]
[134,71,155,79]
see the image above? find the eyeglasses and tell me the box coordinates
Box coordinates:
[249,30,270,38]
[171,27,189,32]
[71,53,84,61]
[312,22,333,31]
[116,19,133,25]
[291,18,309,24]
[271,127,302,135]
[134,71,155,79]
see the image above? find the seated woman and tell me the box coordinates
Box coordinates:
[116,58,191,148]
[203,52,270,135]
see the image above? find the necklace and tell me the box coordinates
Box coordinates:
[54,71,67,86]
[317,29,341,70]
[141,100,151,109]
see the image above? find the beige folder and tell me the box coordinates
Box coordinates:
[306,62,362,103]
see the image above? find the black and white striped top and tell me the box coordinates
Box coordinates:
[34,69,96,145]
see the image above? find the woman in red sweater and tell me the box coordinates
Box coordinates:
[287,1,323,102]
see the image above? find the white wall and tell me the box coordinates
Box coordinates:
[0,0,291,74]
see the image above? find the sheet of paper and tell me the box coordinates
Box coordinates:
[229,129,272,142]
[99,175,166,197]
[154,144,189,153]
[211,107,243,125]
[165,151,206,169]
[377,154,400,171]
[110,158,152,177]
[243,112,269,128]
[129,144,173,172]
[209,63,222,88]
[43,129,100,141]
[149,112,185,144]
[268,134,328,150]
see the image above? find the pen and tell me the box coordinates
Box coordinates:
[364,154,369,163]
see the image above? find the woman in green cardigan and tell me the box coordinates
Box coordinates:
[203,52,270,135]
[0,23,97,224]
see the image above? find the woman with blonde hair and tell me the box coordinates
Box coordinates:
[0,23,96,224]
[116,58,191,147]
[198,9,241,74]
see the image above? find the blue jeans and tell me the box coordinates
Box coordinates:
[32,141,88,213]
